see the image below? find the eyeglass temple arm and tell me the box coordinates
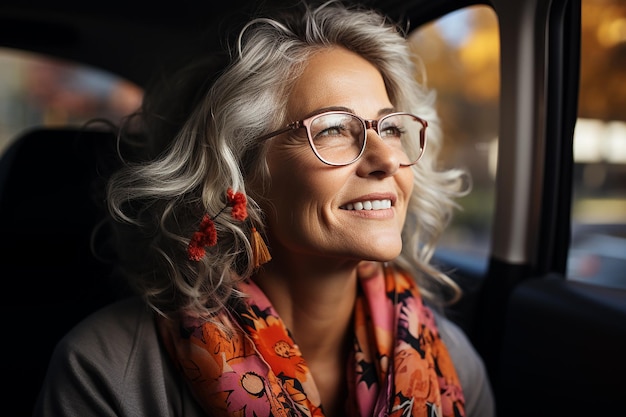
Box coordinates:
[256,121,303,142]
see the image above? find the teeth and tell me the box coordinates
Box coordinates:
[343,199,392,211]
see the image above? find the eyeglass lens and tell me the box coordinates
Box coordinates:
[308,112,424,165]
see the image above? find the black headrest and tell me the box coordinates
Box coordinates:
[0,127,124,303]
[0,127,132,414]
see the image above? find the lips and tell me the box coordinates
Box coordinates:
[340,199,392,211]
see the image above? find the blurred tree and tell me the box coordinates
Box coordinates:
[579,0,626,122]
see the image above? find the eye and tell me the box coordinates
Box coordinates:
[316,125,345,138]
[379,124,405,138]
[310,114,357,141]
[379,114,413,139]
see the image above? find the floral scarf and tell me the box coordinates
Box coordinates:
[156,263,465,416]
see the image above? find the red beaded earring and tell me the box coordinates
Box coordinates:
[187,188,271,267]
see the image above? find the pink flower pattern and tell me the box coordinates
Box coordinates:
[157,263,465,416]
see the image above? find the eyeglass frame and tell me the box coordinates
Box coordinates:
[256,110,428,166]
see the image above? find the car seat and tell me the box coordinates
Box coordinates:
[0,126,130,415]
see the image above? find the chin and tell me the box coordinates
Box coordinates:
[366,254,401,263]
[361,246,402,262]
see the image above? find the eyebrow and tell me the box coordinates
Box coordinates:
[299,106,397,120]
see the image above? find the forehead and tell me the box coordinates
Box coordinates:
[286,47,392,119]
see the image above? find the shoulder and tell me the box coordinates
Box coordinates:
[52,297,156,369]
[60,296,154,350]
[34,297,204,416]
[432,309,496,417]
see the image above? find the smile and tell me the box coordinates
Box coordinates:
[341,199,392,211]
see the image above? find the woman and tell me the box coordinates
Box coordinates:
[34,1,494,416]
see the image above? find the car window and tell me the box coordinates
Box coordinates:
[408,5,499,260]
[568,0,626,289]
[411,2,626,292]
[0,47,143,155]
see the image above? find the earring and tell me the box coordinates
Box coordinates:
[187,188,248,261]
[187,188,271,268]
[250,226,271,267]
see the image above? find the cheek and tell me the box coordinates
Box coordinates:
[404,169,415,197]
[399,168,415,219]
[264,146,319,220]
[264,146,346,237]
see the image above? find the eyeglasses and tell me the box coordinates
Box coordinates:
[257,111,427,166]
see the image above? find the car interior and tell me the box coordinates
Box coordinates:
[0,0,624,416]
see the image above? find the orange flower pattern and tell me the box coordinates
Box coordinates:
[157,263,465,416]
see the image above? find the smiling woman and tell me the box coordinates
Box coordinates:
[32,2,494,416]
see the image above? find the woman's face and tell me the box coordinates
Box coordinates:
[261,47,414,263]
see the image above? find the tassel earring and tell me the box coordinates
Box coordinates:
[250,226,271,268]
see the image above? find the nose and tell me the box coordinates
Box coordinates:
[356,128,401,177]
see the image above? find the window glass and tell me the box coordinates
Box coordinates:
[0,48,143,155]
[568,0,626,289]
[408,6,500,259]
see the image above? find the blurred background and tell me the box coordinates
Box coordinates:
[0,0,624,289]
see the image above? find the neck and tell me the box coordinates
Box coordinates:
[251,252,384,416]
[252,250,359,363]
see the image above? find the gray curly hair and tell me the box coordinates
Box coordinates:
[106,0,469,321]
